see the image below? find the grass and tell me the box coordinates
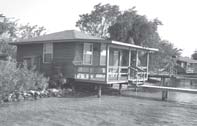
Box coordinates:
[0,90,197,126]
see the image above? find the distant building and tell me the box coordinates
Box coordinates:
[176,57,197,74]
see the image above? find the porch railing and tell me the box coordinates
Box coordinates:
[74,65,106,81]
[108,66,129,81]
[74,65,129,82]
[129,66,148,82]
[74,65,148,83]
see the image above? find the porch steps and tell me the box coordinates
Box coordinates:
[128,79,145,88]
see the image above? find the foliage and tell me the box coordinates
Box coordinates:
[0,61,49,100]
[109,8,162,46]
[76,3,182,72]
[76,3,120,38]
[149,40,182,72]
[17,23,46,39]
[0,15,46,58]
[191,50,197,60]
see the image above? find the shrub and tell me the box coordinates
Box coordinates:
[0,60,49,100]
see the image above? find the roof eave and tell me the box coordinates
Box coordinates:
[111,40,159,52]
[9,39,108,45]
[9,39,158,52]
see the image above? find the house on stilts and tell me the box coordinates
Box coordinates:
[10,30,158,97]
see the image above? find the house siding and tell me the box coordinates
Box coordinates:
[17,44,43,63]
[17,42,76,78]
[53,42,76,78]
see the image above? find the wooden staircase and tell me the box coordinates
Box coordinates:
[128,66,147,88]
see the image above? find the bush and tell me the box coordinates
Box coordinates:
[0,61,49,100]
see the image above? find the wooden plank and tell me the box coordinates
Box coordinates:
[138,85,197,94]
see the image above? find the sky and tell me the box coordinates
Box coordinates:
[0,0,197,57]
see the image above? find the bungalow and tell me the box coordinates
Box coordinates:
[176,56,197,74]
[10,30,158,97]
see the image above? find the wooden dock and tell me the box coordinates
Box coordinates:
[140,73,197,100]
[139,85,197,94]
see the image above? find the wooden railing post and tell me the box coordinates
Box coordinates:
[88,66,91,80]
[118,66,120,80]
[128,49,131,80]
[136,50,139,67]
[105,44,109,82]
[146,52,150,79]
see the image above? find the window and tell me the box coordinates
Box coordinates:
[100,44,106,65]
[43,43,53,63]
[83,43,93,65]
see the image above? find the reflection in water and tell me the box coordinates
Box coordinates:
[167,79,197,104]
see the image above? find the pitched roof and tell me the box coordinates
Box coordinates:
[9,29,158,52]
[15,30,103,43]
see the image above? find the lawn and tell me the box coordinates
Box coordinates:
[0,91,197,126]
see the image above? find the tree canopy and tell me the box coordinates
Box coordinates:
[76,3,182,71]
[191,50,197,60]
[108,8,162,46]
[0,14,46,57]
[76,3,120,38]
[17,23,46,40]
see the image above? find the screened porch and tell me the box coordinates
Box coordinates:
[73,42,151,84]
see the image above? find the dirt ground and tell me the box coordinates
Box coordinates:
[0,90,197,126]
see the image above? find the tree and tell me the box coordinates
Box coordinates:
[0,14,46,58]
[17,23,46,40]
[0,16,18,57]
[149,40,182,72]
[191,50,197,60]
[76,3,120,38]
[109,8,162,46]
[76,3,182,72]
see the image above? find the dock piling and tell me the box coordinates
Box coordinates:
[119,84,122,95]
[97,85,102,98]
[161,77,168,100]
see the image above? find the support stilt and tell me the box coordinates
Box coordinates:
[71,84,75,94]
[190,80,193,85]
[162,89,168,101]
[161,77,168,100]
[97,85,102,98]
[119,84,122,95]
